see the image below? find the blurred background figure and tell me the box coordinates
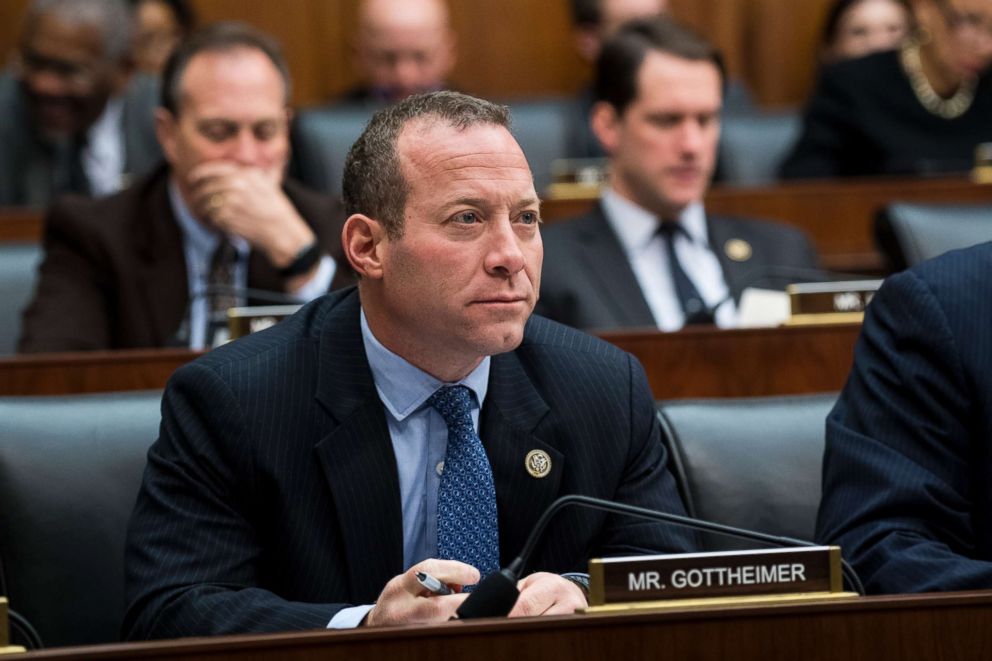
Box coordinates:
[820,0,912,63]
[342,0,456,105]
[567,0,752,158]
[782,0,992,179]
[128,0,196,76]
[0,0,160,206]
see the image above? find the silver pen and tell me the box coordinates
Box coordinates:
[415,571,453,596]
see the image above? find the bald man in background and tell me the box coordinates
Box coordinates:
[341,0,457,105]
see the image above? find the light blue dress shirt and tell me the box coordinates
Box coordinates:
[328,309,491,628]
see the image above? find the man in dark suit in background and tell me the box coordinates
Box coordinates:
[539,16,817,332]
[0,0,161,206]
[339,0,456,106]
[817,242,992,594]
[123,91,694,638]
[19,23,351,353]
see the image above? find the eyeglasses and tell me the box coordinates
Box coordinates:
[16,49,101,88]
[933,0,992,42]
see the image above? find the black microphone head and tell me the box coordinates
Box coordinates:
[455,568,520,619]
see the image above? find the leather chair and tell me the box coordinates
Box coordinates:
[0,242,41,355]
[291,97,573,195]
[0,391,162,648]
[718,111,801,186]
[875,202,992,271]
[658,393,837,551]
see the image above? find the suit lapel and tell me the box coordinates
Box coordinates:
[707,215,750,303]
[312,291,404,602]
[484,348,562,561]
[134,170,189,346]
[576,204,657,326]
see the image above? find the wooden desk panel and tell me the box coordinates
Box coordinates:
[0,349,201,396]
[0,325,859,399]
[600,323,861,400]
[543,177,992,273]
[0,208,43,242]
[20,591,992,661]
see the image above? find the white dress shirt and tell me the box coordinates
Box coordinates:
[600,188,737,331]
[81,97,125,197]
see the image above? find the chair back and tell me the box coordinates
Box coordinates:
[875,202,992,270]
[659,393,836,551]
[718,111,801,186]
[0,242,42,355]
[0,391,162,648]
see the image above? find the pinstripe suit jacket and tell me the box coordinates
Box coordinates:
[816,242,992,593]
[123,287,694,639]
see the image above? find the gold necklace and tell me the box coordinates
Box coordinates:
[900,41,976,119]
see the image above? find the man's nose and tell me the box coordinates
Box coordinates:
[484,219,526,276]
[230,130,262,166]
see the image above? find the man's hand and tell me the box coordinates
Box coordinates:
[508,572,587,617]
[365,559,480,627]
[187,161,316,269]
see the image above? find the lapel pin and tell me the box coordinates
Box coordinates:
[525,450,552,478]
[724,238,753,262]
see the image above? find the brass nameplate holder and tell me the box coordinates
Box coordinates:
[584,546,856,613]
[227,304,302,340]
[784,280,882,326]
[0,598,26,654]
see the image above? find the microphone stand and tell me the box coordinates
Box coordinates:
[456,494,865,619]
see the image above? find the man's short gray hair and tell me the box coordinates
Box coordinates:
[342,91,511,239]
[24,0,135,62]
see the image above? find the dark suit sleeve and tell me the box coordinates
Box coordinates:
[596,353,698,556]
[815,269,992,593]
[18,198,114,352]
[122,362,345,639]
[779,65,862,180]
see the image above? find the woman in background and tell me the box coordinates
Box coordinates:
[781,0,992,179]
[130,0,196,75]
[821,0,912,62]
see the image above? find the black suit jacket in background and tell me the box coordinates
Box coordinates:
[536,202,819,331]
[122,288,695,638]
[18,166,353,352]
[816,242,992,593]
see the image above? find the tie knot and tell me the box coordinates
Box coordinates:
[657,220,688,241]
[211,238,237,268]
[428,385,474,426]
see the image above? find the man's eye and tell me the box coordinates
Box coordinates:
[451,211,479,224]
[519,211,539,225]
[199,123,235,142]
[253,122,280,141]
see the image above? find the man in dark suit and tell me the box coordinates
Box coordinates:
[19,23,351,352]
[339,0,456,106]
[817,242,992,594]
[0,0,161,206]
[539,17,816,331]
[123,91,695,638]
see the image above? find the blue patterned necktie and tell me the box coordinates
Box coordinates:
[429,385,500,583]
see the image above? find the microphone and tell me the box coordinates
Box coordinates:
[455,494,865,620]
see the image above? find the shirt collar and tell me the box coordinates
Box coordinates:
[602,187,709,250]
[360,308,491,421]
[84,96,123,149]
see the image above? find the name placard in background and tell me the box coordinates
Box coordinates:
[588,546,849,609]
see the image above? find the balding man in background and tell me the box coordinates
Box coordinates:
[0,0,161,206]
[341,0,457,106]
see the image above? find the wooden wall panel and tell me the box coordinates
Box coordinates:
[0,1,861,109]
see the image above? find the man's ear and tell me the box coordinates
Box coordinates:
[343,213,387,279]
[590,101,622,156]
[154,107,179,166]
